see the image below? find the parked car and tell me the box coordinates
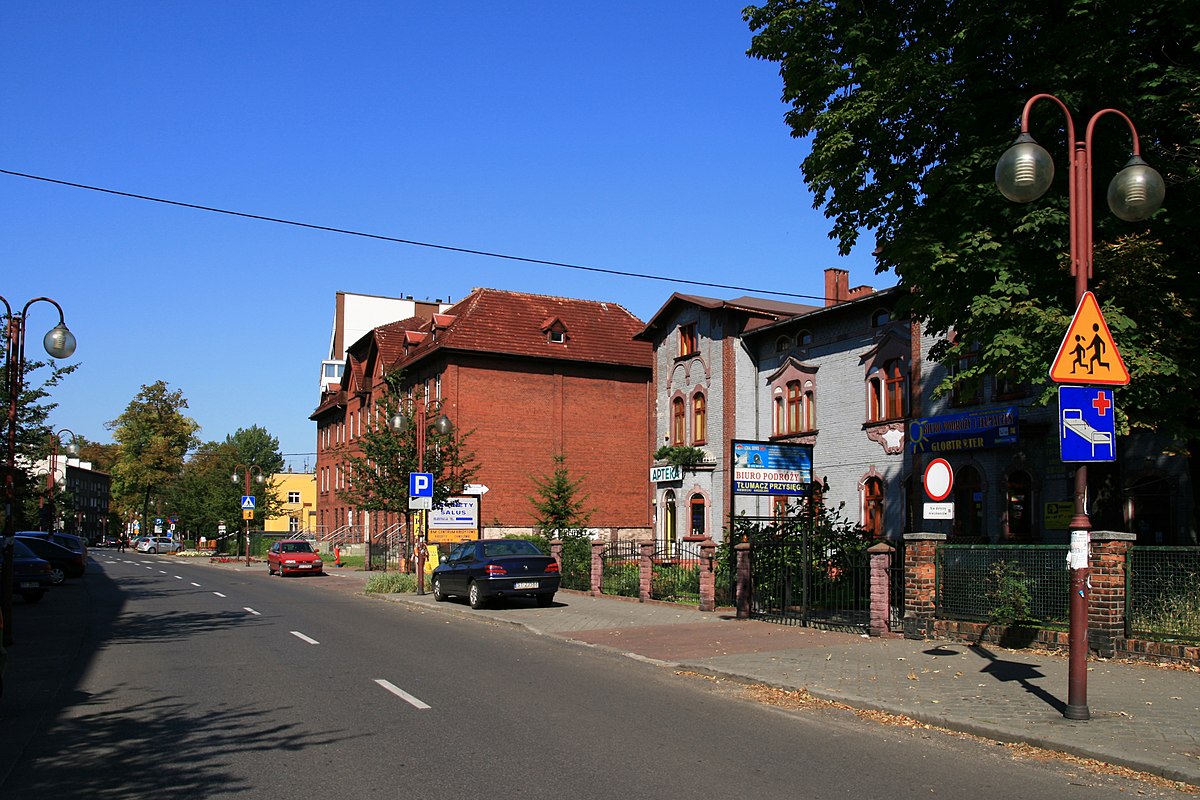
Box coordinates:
[135,536,182,554]
[267,539,324,576]
[2,539,54,602]
[95,535,121,548]
[16,535,86,584]
[432,539,560,609]
[16,530,87,559]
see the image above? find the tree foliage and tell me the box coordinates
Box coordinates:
[106,381,200,524]
[744,1,1200,440]
[336,372,478,514]
[1,356,77,530]
[528,454,593,537]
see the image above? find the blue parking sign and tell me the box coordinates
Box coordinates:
[1059,387,1116,463]
[409,472,434,498]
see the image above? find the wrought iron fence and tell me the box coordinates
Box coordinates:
[649,540,702,605]
[1127,546,1200,643]
[557,537,592,591]
[600,541,641,598]
[936,545,1069,626]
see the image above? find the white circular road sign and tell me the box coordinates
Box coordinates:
[923,458,954,502]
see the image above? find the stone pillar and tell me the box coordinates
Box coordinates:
[591,539,606,595]
[735,540,752,619]
[1088,531,1135,657]
[868,542,895,637]
[550,539,563,573]
[698,537,717,612]
[903,533,946,640]
[639,540,655,603]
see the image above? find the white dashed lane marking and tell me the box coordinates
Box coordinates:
[291,631,319,645]
[374,680,431,709]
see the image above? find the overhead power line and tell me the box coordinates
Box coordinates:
[1,168,830,303]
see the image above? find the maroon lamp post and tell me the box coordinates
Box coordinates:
[2,296,77,645]
[44,428,80,532]
[232,464,265,566]
[996,93,1164,721]
[390,399,452,595]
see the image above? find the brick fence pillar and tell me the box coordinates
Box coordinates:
[590,539,606,595]
[639,540,655,603]
[1088,530,1135,657]
[903,533,946,640]
[868,542,895,637]
[735,540,752,619]
[698,537,717,612]
[550,539,563,574]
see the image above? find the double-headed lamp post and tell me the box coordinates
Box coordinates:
[2,295,77,646]
[232,464,265,566]
[996,93,1164,721]
[389,399,452,595]
[44,428,80,532]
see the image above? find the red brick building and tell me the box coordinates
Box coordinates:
[311,288,654,544]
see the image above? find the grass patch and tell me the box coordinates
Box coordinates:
[364,572,423,594]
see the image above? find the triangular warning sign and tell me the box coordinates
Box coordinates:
[1049,291,1130,385]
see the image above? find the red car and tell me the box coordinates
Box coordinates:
[267,539,324,577]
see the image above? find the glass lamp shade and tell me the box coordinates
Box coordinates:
[43,324,77,359]
[434,415,453,437]
[1107,156,1165,221]
[996,134,1055,203]
[64,440,81,457]
[389,413,407,434]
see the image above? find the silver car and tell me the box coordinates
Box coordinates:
[136,536,183,554]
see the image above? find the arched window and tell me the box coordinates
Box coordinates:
[773,393,786,436]
[867,360,907,422]
[802,385,816,431]
[953,465,985,541]
[787,381,802,433]
[692,392,706,444]
[872,308,891,327]
[1006,470,1032,541]
[671,397,686,444]
[798,330,813,346]
[663,490,677,545]
[689,494,706,537]
[775,335,791,353]
[863,477,885,538]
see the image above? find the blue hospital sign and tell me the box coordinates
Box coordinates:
[1059,386,1116,463]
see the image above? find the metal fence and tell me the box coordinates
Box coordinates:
[1127,546,1200,643]
[557,538,592,591]
[649,540,702,605]
[600,541,641,598]
[936,545,1070,626]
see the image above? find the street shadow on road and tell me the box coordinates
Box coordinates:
[969,643,1066,714]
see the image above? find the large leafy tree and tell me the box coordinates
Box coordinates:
[2,357,77,531]
[106,381,200,532]
[337,371,478,515]
[744,1,1200,446]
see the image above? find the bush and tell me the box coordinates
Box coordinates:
[986,561,1034,625]
[364,572,422,594]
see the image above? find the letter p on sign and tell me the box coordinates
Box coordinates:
[410,472,434,498]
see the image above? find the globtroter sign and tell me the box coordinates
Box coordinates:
[730,440,813,496]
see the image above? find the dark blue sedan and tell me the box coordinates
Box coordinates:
[432,539,560,609]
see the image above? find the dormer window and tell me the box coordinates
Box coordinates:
[541,317,568,344]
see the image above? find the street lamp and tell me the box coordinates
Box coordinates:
[42,428,80,533]
[996,93,1164,721]
[389,398,452,595]
[2,295,76,645]
[231,464,265,566]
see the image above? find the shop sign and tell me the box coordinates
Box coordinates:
[909,407,1019,454]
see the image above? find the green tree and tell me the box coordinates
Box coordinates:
[336,371,478,514]
[528,454,592,537]
[106,381,200,533]
[743,1,1200,444]
[2,357,77,531]
[225,426,285,524]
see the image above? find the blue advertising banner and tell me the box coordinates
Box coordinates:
[730,440,813,496]
[909,407,1019,454]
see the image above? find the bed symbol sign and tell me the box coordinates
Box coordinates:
[1059,386,1116,462]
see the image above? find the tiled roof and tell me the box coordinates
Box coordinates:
[395,288,651,369]
[635,292,820,340]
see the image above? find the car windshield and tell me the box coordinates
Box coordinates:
[11,540,36,559]
[481,540,542,557]
[282,542,313,553]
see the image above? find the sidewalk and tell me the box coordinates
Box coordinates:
[377,588,1200,787]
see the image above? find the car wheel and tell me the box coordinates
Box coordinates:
[149,547,158,554]
[468,581,487,609]
[432,577,446,602]
[268,563,274,576]
[536,593,555,608]
[49,566,66,585]
[20,590,44,604]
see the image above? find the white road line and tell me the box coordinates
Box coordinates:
[374,679,431,710]
[244,607,261,616]
[290,631,319,645]
[174,576,183,580]
[191,582,201,587]
[213,592,227,598]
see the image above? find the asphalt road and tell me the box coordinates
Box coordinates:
[2,554,1192,799]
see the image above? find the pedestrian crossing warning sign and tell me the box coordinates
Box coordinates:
[1049,291,1130,386]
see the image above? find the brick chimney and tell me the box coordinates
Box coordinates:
[825,268,850,307]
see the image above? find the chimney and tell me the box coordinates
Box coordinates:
[824,268,849,307]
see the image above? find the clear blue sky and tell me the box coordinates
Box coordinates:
[1,2,876,470]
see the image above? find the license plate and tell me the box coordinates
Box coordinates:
[514,581,538,590]
[19,581,36,589]
[298,564,312,569]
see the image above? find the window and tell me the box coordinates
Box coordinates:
[689,494,706,537]
[288,517,300,533]
[663,490,677,545]
[949,348,981,406]
[672,397,686,444]
[691,392,706,444]
[549,329,566,343]
[872,309,891,327]
[287,491,301,504]
[867,360,907,422]
[775,336,790,353]
[787,381,802,433]
[798,330,813,346]
[863,477,885,538]
[678,323,698,357]
[952,466,985,540]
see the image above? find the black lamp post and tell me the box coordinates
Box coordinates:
[996,93,1163,721]
[2,295,76,645]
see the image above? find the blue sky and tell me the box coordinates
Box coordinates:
[1,2,876,470]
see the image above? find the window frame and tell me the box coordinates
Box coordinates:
[678,323,698,357]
